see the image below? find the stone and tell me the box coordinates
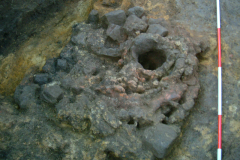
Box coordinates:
[34,73,50,85]
[147,24,168,37]
[87,9,99,24]
[99,47,121,57]
[14,84,40,109]
[71,32,88,47]
[142,123,179,158]
[127,6,145,18]
[148,18,168,27]
[42,58,56,73]
[71,85,84,95]
[131,33,158,56]
[56,59,68,71]
[102,10,126,28]
[106,24,127,43]
[123,15,148,36]
[42,85,64,104]
[59,46,74,62]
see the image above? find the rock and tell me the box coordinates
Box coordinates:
[14,84,40,109]
[131,33,158,56]
[71,85,84,95]
[42,85,64,104]
[127,6,145,18]
[102,10,126,28]
[60,77,74,90]
[142,123,179,158]
[71,32,88,47]
[34,73,50,85]
[42,58,56,73]
[128,80,137,90]
[99,47,121,57]
[123,15,148,36]
[60,46,74,62]
[106,24,127,43]
[87,9,99,24]
[147,24,168,37]
[56,59,68,71]
[148,18,168,27]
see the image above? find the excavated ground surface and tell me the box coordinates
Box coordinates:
[1,0,240,160]
[0,7,204,159]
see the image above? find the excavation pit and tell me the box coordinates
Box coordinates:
[138,50,167,70]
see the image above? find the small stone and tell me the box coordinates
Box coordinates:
[127,6,145,18]
[42,58,56,73]
[14,84,40,109]
[128,80,137,90]
[56,59,68,71]
[147,24,168,37]
[34,73,50,85]
[102,10,126,28]
[42,85,64,104]
[141,16,148,23]
[71,85,84,95]
[153,80,159,87]
[71,32,87,46]
[87,9,99,24]
[113,85,125,93]
[123,15,148,36]
[136,85,145,93]
[142,123,179,158]
[148,18,168,27]
[106,24,127,43]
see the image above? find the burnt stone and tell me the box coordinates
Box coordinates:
[34,73,50,85]
[42,58,56,73]
[42,85,64,104]
[71,32,88,47]
[102,10,126,28]
[123,15,148,36]
[56,59,68,71]
[106,24,127,43]
[87,9,99,24]
[127,6,145,18]
[147,24,168,37]
[14,84,40,109]
[142,123,180,158]
[148,18,168,28]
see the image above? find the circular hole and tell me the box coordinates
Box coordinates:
[138,50,166,70]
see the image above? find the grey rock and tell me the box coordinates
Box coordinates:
[42,58,56,73]
[60,46,74,62]
[123,15,148,36]
[56,59,68,71]
[71,32,88,47]
[148,18,168,28]
[42,85,64,104]
[147,24,168,37]
[14,84,40,109]
[127,6,145,18]
[99,47,121,57]
[87,9,99,24]
[142,123,179,158]
[131,33,158,56]
[34,73,50,85]
[102,10,126,28]
[106,24,127,43]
